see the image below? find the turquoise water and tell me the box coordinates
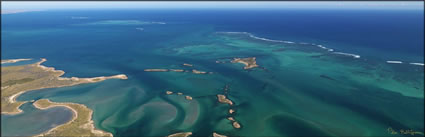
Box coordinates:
[2,9,424,136]
[1,102,73,136]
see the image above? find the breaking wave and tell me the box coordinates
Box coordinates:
[386,61,403,64]
[409,63,424,66]
[332,52,361,59]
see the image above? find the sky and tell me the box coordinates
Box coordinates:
[1,1,424,10]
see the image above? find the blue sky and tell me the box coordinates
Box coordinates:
[1,1,424,10]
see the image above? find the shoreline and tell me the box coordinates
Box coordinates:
[1,58,127,115]
[1,58,32,64]
[1,58,127,136]
[32,99,113,137]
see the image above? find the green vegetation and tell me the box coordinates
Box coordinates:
[2,78,35,87]
[1,59,122,136]
[34,99,112,137]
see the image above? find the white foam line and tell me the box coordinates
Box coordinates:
[409,63,424,66]
[333,52,361,59]
[218,32,364,59]
[316,45,334,52]
[136,28,144,31]
[386,61,403,64]
[217,32,296,44]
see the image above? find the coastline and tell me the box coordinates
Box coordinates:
[1,58,32,64]
[1,58,127,136]
[32,99,113,137]
[1,58,127,115]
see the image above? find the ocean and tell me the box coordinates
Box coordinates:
[2,9,424,136]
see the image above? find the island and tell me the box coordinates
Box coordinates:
[231,57,259,69]
[1,58,127,136]
[183,63,193,67]
[213,132,227,137]
[229,109,235,114]
[192,69,207,74]
[167,132,192,137]
[165,91,193,101]
[227,117,241,129]
[217,94,233,105]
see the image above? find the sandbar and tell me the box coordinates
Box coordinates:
[144,69,169,72]
[167,132,192,137]
[229,109,235,114]
[1,58,32,64]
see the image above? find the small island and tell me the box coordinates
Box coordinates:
[227,117,241,129]
[217,94,233,106]
[231,57,259,69]
[167,132,192,137]
[229,109,235,114]
[192,69,207,74]
[213,132,227,137]
[165,91,193,101]
[183,63,193,67]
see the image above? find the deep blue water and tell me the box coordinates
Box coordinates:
[2,9,424,62]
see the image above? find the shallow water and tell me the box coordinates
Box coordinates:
[2,9,424,136]
[1,102,73,136]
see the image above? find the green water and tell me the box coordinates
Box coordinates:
[11,31,422,136]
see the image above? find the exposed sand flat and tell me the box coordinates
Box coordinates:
[213,132,227,137]
[33,99,113,137]
[231,57,259,69]
[177,92,183,95]
[144,69,169,72]
[183,63,193,67]
[166,91,174,95]
[192,69,207,74]
[217,94,233,105]
[57,74,128,82]
[1,58,32,64]
[167,132,192,137]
